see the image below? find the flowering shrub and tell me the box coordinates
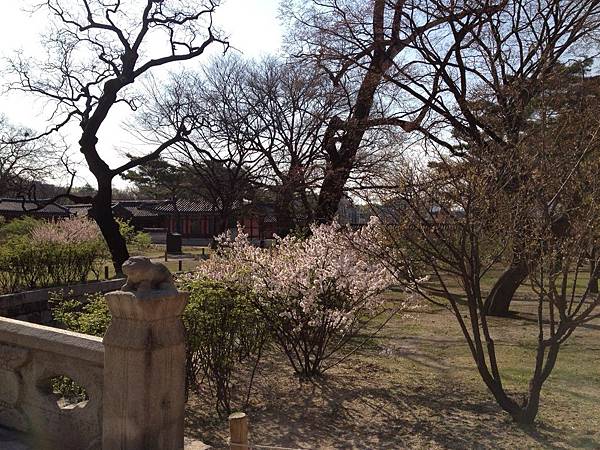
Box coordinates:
[31,216,102,244]
[195,222,394,378]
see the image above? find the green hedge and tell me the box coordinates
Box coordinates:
[0,237,106,293]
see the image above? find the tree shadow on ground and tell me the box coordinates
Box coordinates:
[185,351,579,449]
[185,299,599,449]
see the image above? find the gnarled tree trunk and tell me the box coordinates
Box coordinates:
[589,246,598,294]
[88,176,129,276]
[484,259,529,316]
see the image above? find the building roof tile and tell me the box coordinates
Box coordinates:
[0,198,70,216]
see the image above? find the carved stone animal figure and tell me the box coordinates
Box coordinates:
[121,256,175,292]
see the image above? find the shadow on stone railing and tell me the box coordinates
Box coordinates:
[0,318,104,450]
[0,256,189,450]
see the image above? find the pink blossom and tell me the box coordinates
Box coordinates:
[31,216,102,244]
[195,222,394,332]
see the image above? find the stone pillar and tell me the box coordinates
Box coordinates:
[102,276,188,450]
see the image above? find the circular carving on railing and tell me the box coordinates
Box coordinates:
[36,375,90,410]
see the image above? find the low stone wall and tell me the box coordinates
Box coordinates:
[0,279,125,324]
[0,317,104,450]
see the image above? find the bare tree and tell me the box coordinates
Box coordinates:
[391,0,600,315]
[140,55,339,235]
[8,0,227,273]
[135,64,260,233]
[226,57,335,233]
[282,0,506,223]
[0,117,59,197]
[361,89,600,424]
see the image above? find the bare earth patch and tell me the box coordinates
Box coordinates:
[185,292,600,449]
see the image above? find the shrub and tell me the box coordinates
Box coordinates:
[0,216,39,243]
[131,231,152,251]
[179,278,268,416]
[50,291,111,337]
[49,291,109,403]
[31,216,102,244]
[117,218,153,252]
[196,222,394,378]
[117,218,137,244]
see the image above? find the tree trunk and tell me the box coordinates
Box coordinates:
[484,259,529,316]
[89,178,129,276]
[274,183,297,236]
[315,57,385,223]
[314,148,356,223]
[589,247,598,294]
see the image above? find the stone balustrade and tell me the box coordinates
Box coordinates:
[0,317,104,450]
[0,256,189,450]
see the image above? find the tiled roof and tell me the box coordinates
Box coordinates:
[151,198,216,214]
[121,206,160,217]
[67,204,92,216]
[66,198,240,217]
[0,198,70,215]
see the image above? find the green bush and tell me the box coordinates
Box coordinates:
[117,218,153,252]
[117,218,137,244]
[180,278,268,416]
[0,237,106,293]
[50,291,110,337]
[49,291,109,404]
[0,216,39,243]
[132,231,152,251]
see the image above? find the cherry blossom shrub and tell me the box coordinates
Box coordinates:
[30,216,103,244]
[196,222,394,378]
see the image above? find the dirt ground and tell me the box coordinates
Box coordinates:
[184,289,600,449]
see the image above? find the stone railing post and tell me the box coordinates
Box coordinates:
[102,257,188,450]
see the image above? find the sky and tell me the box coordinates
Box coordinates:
[0,0,283,189]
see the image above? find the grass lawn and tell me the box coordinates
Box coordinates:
[184,283,600,449]
[94,245,210,279]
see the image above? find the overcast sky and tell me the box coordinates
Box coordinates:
[0,0,283,189]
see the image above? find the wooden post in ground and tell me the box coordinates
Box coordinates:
[229,412,249,450]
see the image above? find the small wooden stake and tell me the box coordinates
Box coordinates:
[178,260,183,272]
[104,265,109,280]
[229,412,249,450]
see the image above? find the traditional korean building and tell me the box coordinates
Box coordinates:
[0,198,70,221]
[67,198,278,241]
